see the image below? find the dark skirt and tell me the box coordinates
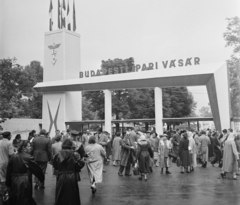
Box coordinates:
[180,150,191,167]
[55,173,81,205]
[11,174,37,205]
[138,151,150,173]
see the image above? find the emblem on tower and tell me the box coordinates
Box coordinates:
[48,43,61,65]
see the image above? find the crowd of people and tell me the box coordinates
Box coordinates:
[0,126,239,205]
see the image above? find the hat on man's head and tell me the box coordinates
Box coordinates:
[2,131,11,138]
[71,130,79,136]
[39,129,47,135]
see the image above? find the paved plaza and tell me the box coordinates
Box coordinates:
[33,163,240,205]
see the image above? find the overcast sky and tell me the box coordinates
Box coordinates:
[0,0,239,113]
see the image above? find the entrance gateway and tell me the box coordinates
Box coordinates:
[34,30,231,137]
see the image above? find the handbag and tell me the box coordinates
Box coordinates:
[133,166,139,176]
[3,189,13,205]
[168,151,176,159]
[176,157,181,167]
[133,162,139,175]
[77,160,85,169]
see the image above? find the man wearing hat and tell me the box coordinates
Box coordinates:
[0,132,14,190]
[31,129,52,188]
[71,130,85,159]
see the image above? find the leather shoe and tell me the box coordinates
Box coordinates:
[220,173,226,179]
[118,172,123,176]
[166,171,171,174]
[125,174,132,176]
[91,186,97,194]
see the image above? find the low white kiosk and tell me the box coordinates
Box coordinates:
[34,30,231,136]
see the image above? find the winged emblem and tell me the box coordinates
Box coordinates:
[48,43,61,65]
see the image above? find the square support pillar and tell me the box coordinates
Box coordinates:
[155,87,163,134]
[104,90,112,136]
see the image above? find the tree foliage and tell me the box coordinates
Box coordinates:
[0,58,43,119]
[199,105,212,117]
[101,57,135,75]
[224,16,240,117]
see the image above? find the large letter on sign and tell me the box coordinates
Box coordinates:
[79,72,83,78]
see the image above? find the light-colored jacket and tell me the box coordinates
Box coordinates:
[0,139,14,182]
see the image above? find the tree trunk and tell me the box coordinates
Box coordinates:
[167,123,171,131]
[115,112,120,133]
[115,123,120,133]
[145,122,149,132]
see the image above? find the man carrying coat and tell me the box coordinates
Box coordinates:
[31,129,52,188]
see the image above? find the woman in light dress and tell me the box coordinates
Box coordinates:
[158,134,172,174]
[188,131,197,171]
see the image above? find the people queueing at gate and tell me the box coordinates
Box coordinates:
[1,126,240,204]
[84,136,106,194]
[6,140,44,205]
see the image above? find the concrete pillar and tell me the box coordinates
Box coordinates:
[155,87,163,134]
[104,90,112,136]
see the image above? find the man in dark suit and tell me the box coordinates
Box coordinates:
[31,129,52,188]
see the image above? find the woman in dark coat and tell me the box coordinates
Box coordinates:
[53,139,84,205]
[211,132,222,167]
[171,132,181,162]
[136,135,153,181]
[208,132,214,160]
[6,140,44,205]
[178,133,191,173]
